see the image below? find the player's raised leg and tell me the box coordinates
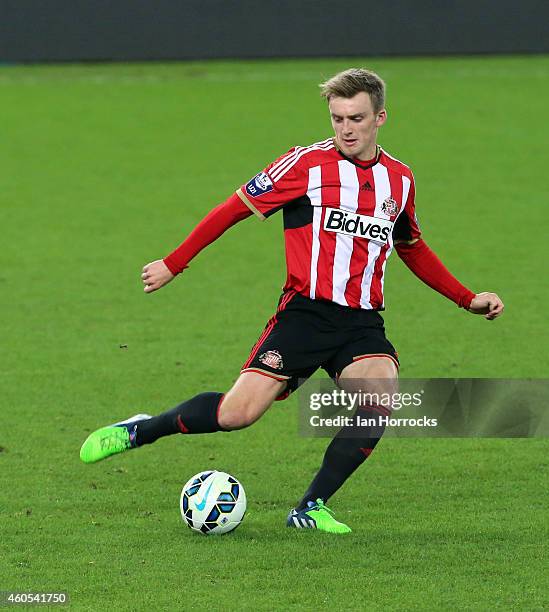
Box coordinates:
[288,355,398,533]
[79,372,285,463]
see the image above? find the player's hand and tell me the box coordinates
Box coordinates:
[141,259,174,294]
[468,292,504,320]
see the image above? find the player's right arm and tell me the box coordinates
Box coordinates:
[141,260,175,293]
[142,147,306,294]
[141,193,252,293]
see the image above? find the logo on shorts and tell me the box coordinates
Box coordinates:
[245,172,274,197]
[381,196,398,216]
[259,350,284,370]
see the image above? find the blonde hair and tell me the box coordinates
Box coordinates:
[320,68,386,113]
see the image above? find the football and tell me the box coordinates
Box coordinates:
[180,470,247,535]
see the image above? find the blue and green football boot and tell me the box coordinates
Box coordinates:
[79,414,151,464]
[287,499,352,534]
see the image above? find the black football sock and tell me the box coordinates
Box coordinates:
[296,403,390,510]
[135,392,226,445]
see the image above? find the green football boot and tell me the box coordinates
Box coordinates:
[79,414,151,464]
[287,499,352,534]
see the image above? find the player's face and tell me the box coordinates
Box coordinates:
[329,92,387,160]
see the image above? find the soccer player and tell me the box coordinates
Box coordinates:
[80,68,504,533]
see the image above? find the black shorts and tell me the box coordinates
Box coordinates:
[241,290,399,400]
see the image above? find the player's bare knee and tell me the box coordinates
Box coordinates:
[338,356,399,397]
[217,372,285,430]
[218,395,271,430]
[218,400,265,430]
[217,410,245,431]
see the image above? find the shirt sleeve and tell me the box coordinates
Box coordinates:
[235,147,308,220]
[163,193,252,275]
[395,239,476,309]
[392,173,422,243]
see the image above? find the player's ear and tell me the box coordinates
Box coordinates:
[376,109,387,127]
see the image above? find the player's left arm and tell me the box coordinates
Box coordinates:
[395,239,504,320]
[393,172,504,320]
[466,291,504,320]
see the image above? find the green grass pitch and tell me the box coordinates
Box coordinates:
[1,56,548,610]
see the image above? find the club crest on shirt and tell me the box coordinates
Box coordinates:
[259,350,284,370]
[245,172,274,198]
[381,196,398,216]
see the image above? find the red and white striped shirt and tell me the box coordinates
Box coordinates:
[236,138,421,310]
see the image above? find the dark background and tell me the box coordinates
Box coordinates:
[1,0,548,63]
